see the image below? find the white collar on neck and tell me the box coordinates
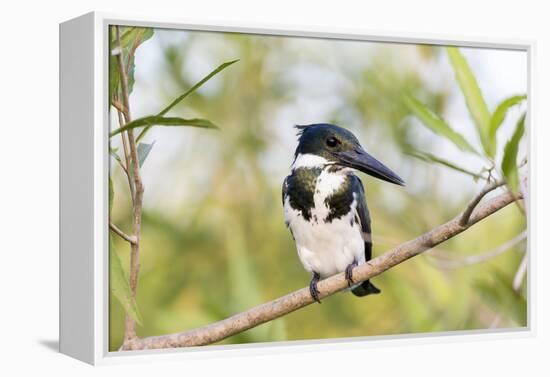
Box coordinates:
[291,153,331,169]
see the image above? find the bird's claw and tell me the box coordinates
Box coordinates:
[309,272,321,304]
[345,260,358,287]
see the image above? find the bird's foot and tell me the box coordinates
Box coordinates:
[345,260,358,287]
[309,272,321,304]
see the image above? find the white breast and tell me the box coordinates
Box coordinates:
[284,168,365,278]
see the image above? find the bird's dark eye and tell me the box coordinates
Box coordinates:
[326,137,339,148]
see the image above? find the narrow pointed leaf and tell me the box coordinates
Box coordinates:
[110,116,218,138]
[158,59,239,117]
[109,235,143,325]
[136,59,238,142]
[109,26,154,100]
[446,47,491,154]
[109,53,120,102]
[403,94,478,154]
[137,141,155,168]
[122,28,154,94]
[109,167,141,325]
[406,149,483,179]
[501,113,525,192]
[116,27,154,50]
[109,147,125,170]
[488,95,526,157]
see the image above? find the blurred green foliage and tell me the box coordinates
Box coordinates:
[404,47,527,193]
[109,30,527,351]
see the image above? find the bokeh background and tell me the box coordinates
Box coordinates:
[109,28,528,350]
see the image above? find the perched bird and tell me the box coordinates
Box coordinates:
[282,124,404,303]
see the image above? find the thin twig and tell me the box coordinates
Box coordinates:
[110,222,137,244]
[120,191,521,350]
[111,152,129,175]
[115,108,135,202]
[459,180,506,226]
[426,230,527,269]
[115,26,145,345]
[513,253,528,291]
[490,240,528,329]
[111,98,127,115]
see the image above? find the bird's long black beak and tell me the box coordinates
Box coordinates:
[334,147,405,186]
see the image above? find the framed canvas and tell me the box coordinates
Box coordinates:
[59,12,533,365]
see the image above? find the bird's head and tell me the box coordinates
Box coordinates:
[293,123,405,186]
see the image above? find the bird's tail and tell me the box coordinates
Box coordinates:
[351,280,381,297]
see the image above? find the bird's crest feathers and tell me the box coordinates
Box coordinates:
[294,124,312,138]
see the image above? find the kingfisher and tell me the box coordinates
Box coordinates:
[282,124,404,303]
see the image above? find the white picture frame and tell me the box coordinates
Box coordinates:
[59,11,535,365]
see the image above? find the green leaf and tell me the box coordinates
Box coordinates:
[476,270,527,326]
[403,94,478,154]
[109,26,154,101]
[108,160,141,324]
[109,235,143,325]
[487,95,527,157]
[137,141,155,168]
[110,116,218,138]
[501,113,526,192]
[158,59,239,117]
[406,148,483,180]
[136,59,238,142]
[110,147,125,170]
[446,47,491,154]
[109,175,114,215]
[109,53,120,102]
[123,28,154,94]
[117,27,154,50]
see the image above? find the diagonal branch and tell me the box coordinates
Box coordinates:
[121,190,521,351]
